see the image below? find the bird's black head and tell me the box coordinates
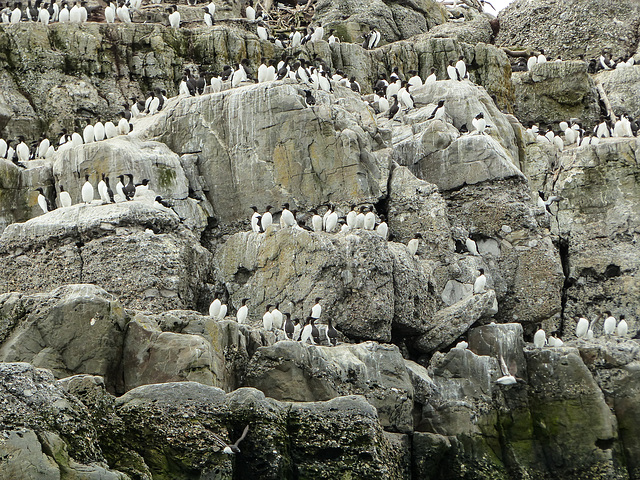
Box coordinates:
[265,205,272,211]
[314,297,321,303]
[438,100,445,107]
[479,268,485,275]
[35,187,44,194]
[250,205,258,212]
[283,202,290,209]
[241,298,249,305]
[414,232,423,239]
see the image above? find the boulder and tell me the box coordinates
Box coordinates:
[0,285,126,392]
[386,166,453,257]
[0,202,214,313]
[511,61,600,129]
[133,83,390,225]
[443,179,564,328]
[123,314,215,391]
[112,383,404,479]
[497,0,640,62]
[0,363,123,474]
[412,289,496,353]
[244,340,414,432]
[216,227,429,343]
[312,0,447,45]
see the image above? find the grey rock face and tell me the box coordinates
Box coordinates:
[512,61,600,129]
[596,66,640,123]
[497,0,640,61]
[244,340,414,432]
[0,285,126,392]
[0,202,213,313]
[550,138,640,322]
[216,227,419,343]
[0,363,122,473]
[313,0,447,45]
[133,83,390,225]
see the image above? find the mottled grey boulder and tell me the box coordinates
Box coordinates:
[244,340,414,432]
[0,158,54,234]
[0,363,124,475]
[313,0,447,45]
[216,227,426,343]
[133,83,390,225]
[525,347,625,479]
[413,289,496,353]
[468,322,526,379]
[0,202,213,313]
[0,285,126,392]
[511,61,600,130]
[123,314,215,391]
[550,138,640,322]
[497,0,640,61]
[443,179,564,328]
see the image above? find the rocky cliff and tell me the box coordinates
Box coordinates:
[1,0,640,479]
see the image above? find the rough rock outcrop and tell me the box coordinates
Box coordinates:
[215,226,438,343]
[0,285,126,392]
[0,363,127,478]
[497,0,640,62]
[596,66,640,121]
[512,61,600,129]
[0,202,214,312]
[134,83,391,224]
[244,340,414,432]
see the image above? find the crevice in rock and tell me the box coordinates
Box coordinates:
[557,235,571,335]
[76,240,85,283]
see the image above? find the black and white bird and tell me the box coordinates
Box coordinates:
[167,5,180,28]
[473,268,487,294]
[472,112,486,134]
[447,60,459,80]
[35,188,52,214]
[59,185,72,208]
[407,232,422,256]
[261,205,273,231]
[81,174,94,204]
[455,56,467,79]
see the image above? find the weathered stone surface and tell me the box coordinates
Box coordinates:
[0,285,126,392]
[596,66,640,121]
[443,179,564,328]
[216,227,421,343]
[497,0,640,62]
[408,79,519,162]
[123,314,215,392]
[50,135,211,232]
[577,340,640,479]
[550,138,640,322]
[511,61,600,129]
[244,340,414,432]
[0,363,122,472]
[313,0,447,45]
[133,83,390,224]
[112,383,404,480]
[386,166,453,257]
[525,347,625,479]
[468,322,526,379]
[0,202,214,313]
[413,289,496,353]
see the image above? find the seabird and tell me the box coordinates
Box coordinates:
[496,355,517,385]
[261,205,273,231]
[284,313,294,339]
[35,188,51,213]
[209,297,222,318]
[425,67,437,84]
[447,60,459,80]
[603,311,616,335]
[428,100,445,120]
[533,328,546,348]
[203,7,213,26]
[245,0,255,21]
[262,304,274,331]
[617,315,628,336]
[59,185,72,208]
[472,112,486,134]
[375,215,388,239]
[387,95,399,120]
[271,303,284,329]
[575,317,589,338]
[327,319,338,345]
[250,206,261,233]
[80,174,94,204]
[407,233,422,256]
[311,318,320,344]
[167,5,180,28]
[123,174,135,200]
[465,236,479,255]
[473,268,486,294]
[311,298,322,319]
[300,317,315,344]
[363,207,375,230]
[211,425,250,455]
[98,173,109,203]
[455,56,466,79]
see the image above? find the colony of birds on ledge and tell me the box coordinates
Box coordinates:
[1,0,638,364]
